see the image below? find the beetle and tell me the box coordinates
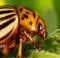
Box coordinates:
[0,5,47,58]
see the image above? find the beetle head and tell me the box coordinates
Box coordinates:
[36,17,47,38]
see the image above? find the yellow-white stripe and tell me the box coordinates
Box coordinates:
[0,16,18,39]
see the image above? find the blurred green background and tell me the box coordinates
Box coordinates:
[0,0,60,34]
[0,0,60,58]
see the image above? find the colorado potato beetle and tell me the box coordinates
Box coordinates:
[0,5,47,58]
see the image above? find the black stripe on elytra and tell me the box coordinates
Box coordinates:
[0,14,15,21]
[0,18,15,30]
[0,7,10,9]
[0,28,13,40]
[0,10,14,14]
[0,6,12,9]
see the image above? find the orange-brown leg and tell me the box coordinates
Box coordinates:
[1,44,9,55]
[24,31,40,51]
[20,34,27,44]
[16,38,23,58]
[9,40,16,49]
[8,37,26,49]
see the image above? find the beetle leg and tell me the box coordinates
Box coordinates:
[16,38,23,58]
[8,29,18,49]
[23,31,40,51]
[1,44,9,55]
[20,32,27,44]
[9,40,16,49]
[22,35,27,44]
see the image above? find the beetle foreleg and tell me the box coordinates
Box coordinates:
[24,31,40,51]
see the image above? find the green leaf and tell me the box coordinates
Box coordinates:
[26,50,60,58]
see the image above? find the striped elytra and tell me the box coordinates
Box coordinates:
[0,6,18,41]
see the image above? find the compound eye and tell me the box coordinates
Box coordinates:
[38,23,42,31]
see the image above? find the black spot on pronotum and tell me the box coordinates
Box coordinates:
[23,14,28,18]
[29,21,33,25]
[26,12,29,14]
[0,18,15,30]
[33,12,36,18]
[22,16,24,20]
[20,8,23,12]
[38,23,42,32]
